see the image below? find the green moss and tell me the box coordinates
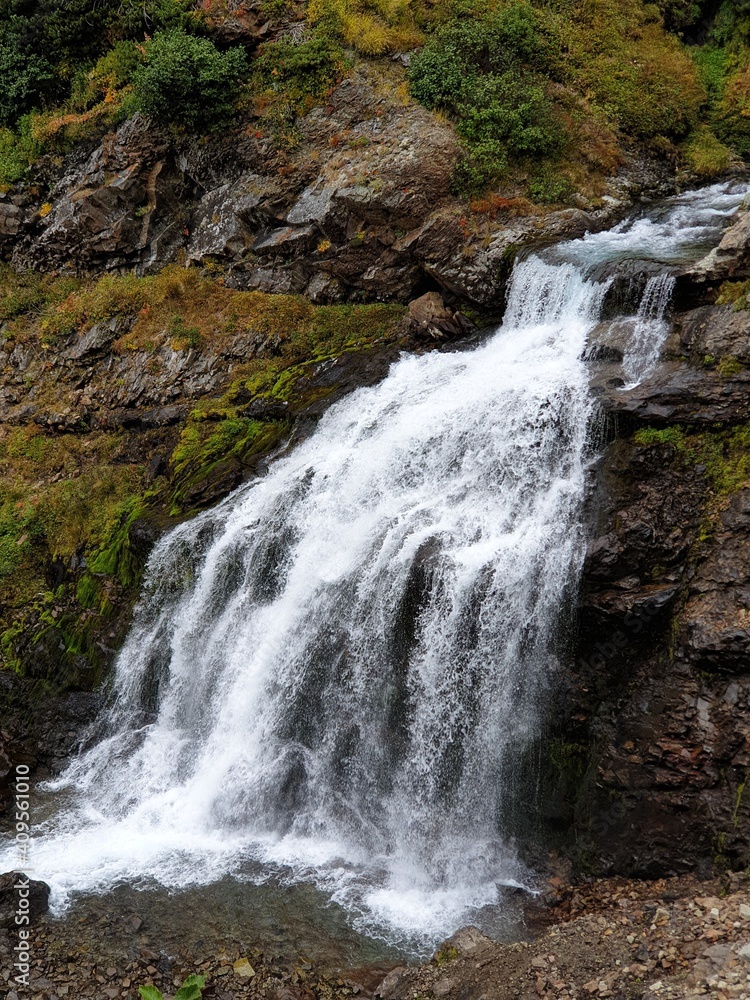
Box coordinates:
[717,355,744,377]
[87,497,148,587]
[548,737,590,783]
[714,830,730,871]
[717,280,750,311]
[75,573,103,610]
[633,426,688,450]
[634,423,750,497]
[734,781,746,828]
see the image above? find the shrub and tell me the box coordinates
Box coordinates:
[74,41,144,109]
[132,28,249,130]
[0,20,55,127]
[409,5,563,196]
[452,79,563,195]
[255,36,344,102]
[0,123,39,185]
[456,71,562,163]
[409,1,554,109]
[407,43,469,110]
[308,0,424,56]
[682,126,732,176]
[570,6,705,139]
[528,168,574,204]
[0,0,196,127]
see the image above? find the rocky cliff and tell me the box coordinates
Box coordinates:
[543,207,750,880]
[0,70,749,893]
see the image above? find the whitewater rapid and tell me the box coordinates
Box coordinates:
[4,181,747,954]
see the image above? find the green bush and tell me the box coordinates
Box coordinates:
[255,36,344,102]
[409,1,554,110]
[0,19,55,127]
[405,43,467,110]
[0,0,195,128]
[682,126,732,176]
[528,168,574,204]
[453,71,562,191]
[0,117,41,185]
[409,2,562,194]
[457,72,561,156]
[132,28,249,130]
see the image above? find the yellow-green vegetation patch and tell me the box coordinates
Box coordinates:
[163,292,405,510]
[633,423,750,496]
[681,126,733,177]
[406,0,709,198]
[0,264,82,336]
[717,355,744,377]
[4,264,404,355]
[0,426,147,607]
[308,0,427,55]
[168,417,289,513]
[717,280,750,311]
[568,0,705,140]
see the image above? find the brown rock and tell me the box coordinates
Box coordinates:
[687,209,750,285]
[404,292,475,341]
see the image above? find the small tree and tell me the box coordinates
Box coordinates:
[132,28,249,130]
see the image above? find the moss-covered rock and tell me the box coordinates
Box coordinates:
[0,265,411,698]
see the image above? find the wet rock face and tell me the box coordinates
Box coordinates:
[682,488,750,671]
[563,297,750,878]
[672,304,750,364]
[592,360,750,423]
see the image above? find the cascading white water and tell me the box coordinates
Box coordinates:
[623,271,677,383]
[5,181,748,954]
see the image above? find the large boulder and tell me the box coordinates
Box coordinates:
[685,208,750,286]
[402,291,475,340]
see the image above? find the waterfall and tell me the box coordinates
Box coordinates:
[623,272,677,383]
[7,181,748,954]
